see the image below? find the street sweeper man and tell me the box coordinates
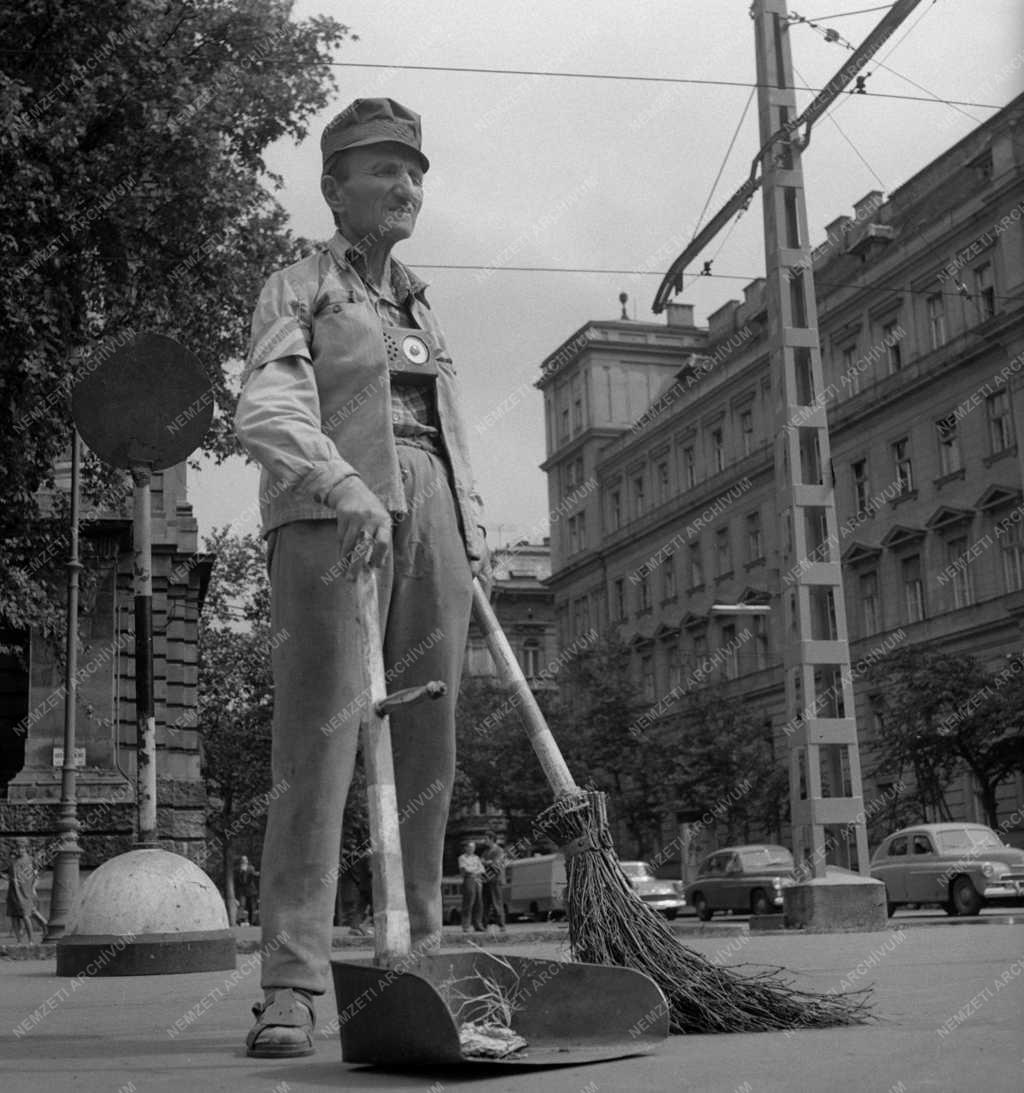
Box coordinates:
[235,96,491,1059]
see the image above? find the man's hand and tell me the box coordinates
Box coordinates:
[334,476,391,577]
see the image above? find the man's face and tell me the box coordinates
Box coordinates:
[322,143,424,247]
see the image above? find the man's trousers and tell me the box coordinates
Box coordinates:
[258,444,473,994]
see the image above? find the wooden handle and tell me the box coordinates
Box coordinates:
[471,579,579,798]
[355,569,411,965]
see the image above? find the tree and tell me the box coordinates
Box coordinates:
[868,645,1024,827]
[0,0,355,638]
[196,529,274,908]
[454,675,555,844]
[668,682,789,845]
[560,635,670,858]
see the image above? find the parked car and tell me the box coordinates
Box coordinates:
[685,844,797,920]
[619,861,686,919]
[870,823,1024,917]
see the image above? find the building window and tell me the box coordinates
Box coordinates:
[641,655,655,702]
[974,263,995,321]
[521,640,541,680]
[633,474,646,518]
[892,438,914,495]
[682,446,696,489]
[568,514,579,555]
[613,578,626,619]
[609,489,621,531]
[721,623,738,680]
[638,574,651,613]
[667,645,681,692]
[656,460,670,505]
[987,390,1014,454]
[1002,523,1024,593]
[559,407,570,443]
[884,322,903,373]
[936,414,962,475]
[745,510,763,563]
[711,427,725,473]
[972,150,993,183]
[851,458,869,512]
[841,345,859,395]
[715,526,732,578]
[902,555,925,622]
[860,571,879,634]
[946,536,973,608]
[663,561,676,601]
[740,410,754,456]
[689,539,704,587]
[926,294,946,350]
[693,632,708,668]
[752,615,769,670]
[571,375,583,433]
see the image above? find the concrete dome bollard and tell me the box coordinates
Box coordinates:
[56,848,236,976]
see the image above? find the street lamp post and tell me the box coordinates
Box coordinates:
[46,430,84,939]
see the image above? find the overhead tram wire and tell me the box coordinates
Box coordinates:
[412,263,1018,304]
[0,47,1003,111]
[792,62,887,189]
[690,88,757,244]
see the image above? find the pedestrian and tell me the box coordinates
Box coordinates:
[479,829,508,932]
[5,838,42,944]
[458,840,485,933]
[234,855,259,927]
[235,96,490,1058]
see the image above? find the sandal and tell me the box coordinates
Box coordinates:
[245,988,316,1058]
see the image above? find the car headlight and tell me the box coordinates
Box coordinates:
[981,861,1009,880]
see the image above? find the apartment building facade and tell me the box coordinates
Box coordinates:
[538,94,1024,849]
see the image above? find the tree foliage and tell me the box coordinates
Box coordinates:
[196,529,274,892]
[454,675,554,844]
[0,0,354,636]
[867,645,1024,827]
[668,682,789,845]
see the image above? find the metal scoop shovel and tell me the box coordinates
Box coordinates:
[330,570,669,1067]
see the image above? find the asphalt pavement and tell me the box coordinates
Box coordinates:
[1,918,1021,1093]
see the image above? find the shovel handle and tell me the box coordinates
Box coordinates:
[355,569,412,965]
[471,579,579,798]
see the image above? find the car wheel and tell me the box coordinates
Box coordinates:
[664,908,678,921]
[750,889,772,917]
[950,876,983,917]
[693,893,713,922]
[529,901,539,922]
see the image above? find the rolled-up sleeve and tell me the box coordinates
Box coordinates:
[235,273,359,507]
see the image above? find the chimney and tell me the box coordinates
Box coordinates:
[853,190,884,221]
[665,302,694,328]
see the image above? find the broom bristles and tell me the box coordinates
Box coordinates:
[536,791,872,1035]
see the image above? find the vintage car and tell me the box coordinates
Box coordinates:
[684,844,797,920]
[870,823,1024,916]
[619,861,687,919]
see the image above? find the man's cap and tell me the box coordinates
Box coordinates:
[321,97,429,173]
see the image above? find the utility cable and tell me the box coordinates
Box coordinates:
[793,61,887,189]
[691,87,757,244]
[412,263,1019,304]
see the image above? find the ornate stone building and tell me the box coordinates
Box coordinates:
[0,458,213,872]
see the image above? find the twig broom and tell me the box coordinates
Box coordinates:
[473,582,871,1034]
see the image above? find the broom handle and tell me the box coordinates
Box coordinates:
[471,579,579,798]
[355,569,412,965]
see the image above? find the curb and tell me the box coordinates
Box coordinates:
[4,914,1020,961]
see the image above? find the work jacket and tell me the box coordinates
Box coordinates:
[234,233,485,560]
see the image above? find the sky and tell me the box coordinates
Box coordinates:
[191,0,1024,551]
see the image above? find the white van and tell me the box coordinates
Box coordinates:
[505,853,566,920]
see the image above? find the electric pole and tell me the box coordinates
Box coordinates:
[654,0,926,925]
[752,0,870,882]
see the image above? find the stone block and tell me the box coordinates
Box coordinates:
[783,874,887,932]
